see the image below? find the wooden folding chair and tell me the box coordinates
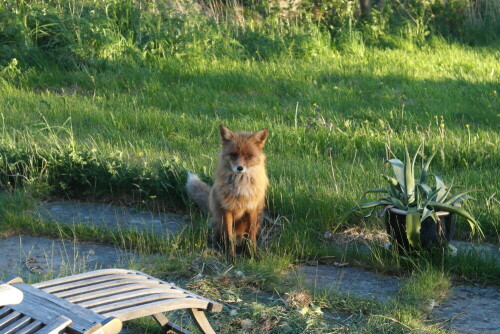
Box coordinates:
[33,269,223,334]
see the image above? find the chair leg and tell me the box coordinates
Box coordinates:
[152,313,193,334]
[188,309,216,334]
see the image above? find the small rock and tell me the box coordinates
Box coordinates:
[229,309,238,317]
[424,299,436,312]
[240,319,253,329]
[235,270,245,278]
[333,262,349,268]
[448,244,457,257]
[279,321,292,332]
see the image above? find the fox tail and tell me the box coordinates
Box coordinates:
[186,172,211,213]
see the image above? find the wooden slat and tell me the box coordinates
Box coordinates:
[65,285,175,304]
[49,280,162,299]
[0,284,24,307]
[127,270,223,312]
[16,320,43,334]
[89,294,197,314]
[103,298,210,321]
[91,317,122,334]
[0,277,23,285]
[0,310,21,330]
[35,315,72,334]
[0,307,11,318]
[10,283,105,334]
[40,274,147,294]
[33,269,136,289]
[1,314,32,334]
[189,308,216,334]
[55,269,223,313]
[76,288,182,308]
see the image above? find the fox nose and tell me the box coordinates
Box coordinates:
[236,166,244,172]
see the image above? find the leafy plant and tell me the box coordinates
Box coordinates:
[347,146,483,248]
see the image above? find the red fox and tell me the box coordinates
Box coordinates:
[186,124,269,259]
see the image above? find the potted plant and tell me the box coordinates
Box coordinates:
[346,147,482,252]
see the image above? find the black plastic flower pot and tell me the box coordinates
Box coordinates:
[385,208,456,252]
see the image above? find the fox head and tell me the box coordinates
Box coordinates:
[219,124,268,174]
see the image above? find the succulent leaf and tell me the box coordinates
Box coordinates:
[406,208,421,248]
[388,159,406,194]
[404,146,415,203]
[444,190,480,205]
[433,175,447,202]
[419,153,435,184]
[427,201,483,237]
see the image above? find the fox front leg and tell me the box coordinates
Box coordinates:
[247,210,260,259]
[222,210,236,261]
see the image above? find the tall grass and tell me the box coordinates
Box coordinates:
[1,0,499,69]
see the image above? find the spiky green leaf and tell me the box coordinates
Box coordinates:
[389,197,406,210]
[427,201,483,237]
[433,175,447,202]
[388,159,406,193]
[404,146,415,203]
[419,153,435,184]
[444,190,480,205]
[421,208,437,223]
[345,200,392,217]
[382,175,399,187]
[417,183,432,196]
[406,208,421,248]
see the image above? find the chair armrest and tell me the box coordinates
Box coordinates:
[0,284,24,306]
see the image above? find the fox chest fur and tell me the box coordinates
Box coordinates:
[210,165,268,221]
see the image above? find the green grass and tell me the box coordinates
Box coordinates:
[2,43,499,240]
[1,1,499,332]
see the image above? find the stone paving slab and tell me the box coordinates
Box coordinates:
[36,201,188,236]
[451,240,500,263]
[433,285,500,333]
[297,265,401,302]
[0,235,133,280]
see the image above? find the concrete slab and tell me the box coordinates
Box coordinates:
[36,201,188,236]
[296,265,401,302]
[0,235,133,280]
[433,285,500,333]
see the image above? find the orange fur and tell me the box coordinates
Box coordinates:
[186,124,269,259]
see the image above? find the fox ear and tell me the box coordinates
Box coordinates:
[219,124,235,143]
[251,128,268,147]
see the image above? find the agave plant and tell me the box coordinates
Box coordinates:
[347,146,482,248]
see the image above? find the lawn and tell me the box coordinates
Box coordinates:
[1,0,499,332]
[2,43,499,242]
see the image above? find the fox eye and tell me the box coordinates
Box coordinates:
[230,152,238,158]
[246,154,253,159]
